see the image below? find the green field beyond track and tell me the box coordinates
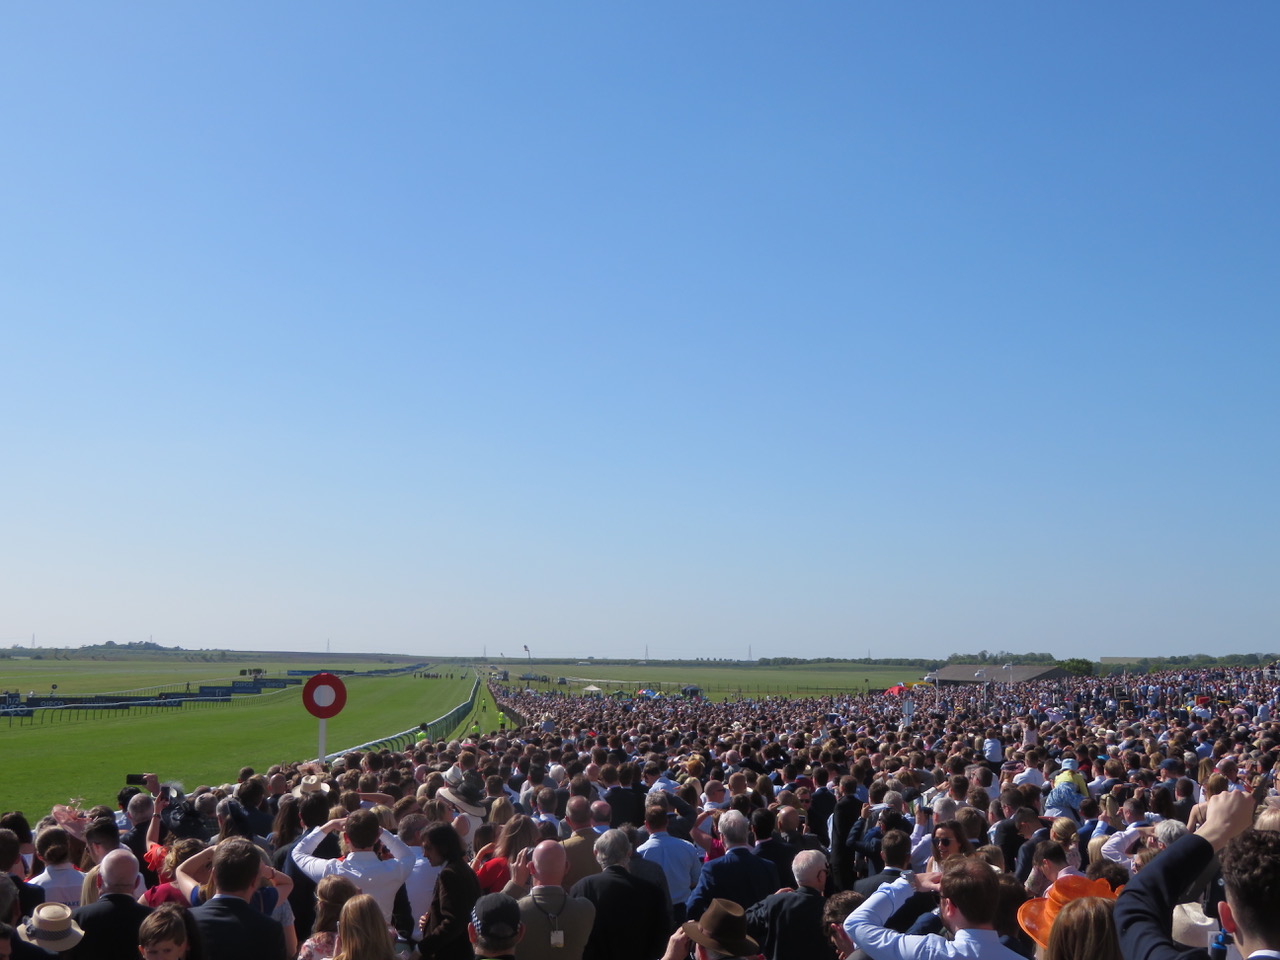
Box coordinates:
[493,660,923,699]
[0,659,478,816]
[0,655,926,816]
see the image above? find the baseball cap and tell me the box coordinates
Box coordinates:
[471,894,521,941]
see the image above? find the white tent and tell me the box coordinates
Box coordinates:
[582,685,603,696]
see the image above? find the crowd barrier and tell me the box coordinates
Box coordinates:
[322,675,483,761]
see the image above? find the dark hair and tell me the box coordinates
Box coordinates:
[299,791,332,829]
[881,829,911,868]
[35,827,70,866]
[0,829,18,871]
[85,816,122,848]
[344,809,381,849]
[1221,829,1280,943]
[139,903,204,960]
[212,837,262,894]
[0,813,31,845]
[932,819,974,857]
[941,858,998,926]
[425,822,466,864]
[271,795,302,848]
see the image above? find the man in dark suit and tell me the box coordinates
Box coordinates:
[273,788,337,942]
[602,765,645,828]
[751,809,797,888]
[853,830,935,933]
[829,776,863,891]
[192,837,286,960]
[807,768,838,848]
[570,829,669,960]
[685,810,778,921]
[70,850,152,960]
[989,787,1027,872]
[745,849,834,960]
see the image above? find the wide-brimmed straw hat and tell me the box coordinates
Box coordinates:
[292,774,332,799]
[19,903,84,951]
[682,899,759,958]
[439,772,488,818]
[1018,875,1121,950]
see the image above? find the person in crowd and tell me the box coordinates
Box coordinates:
[637,797,702,922]
[473,816,539,895]
[745,849,834,960]
[685,810,777,921]
[501,841,595,960]
[189,837,285,960]
[569,829,669,960]
[331,893,396,960]
[418,821,483,960]
[29,829,81,909]
[291,808,416,923]
[467,893,524,960]
[298,875,359,960]
[559,798,603,891]
[137,903,203,960]
[845,856,1027,960]
[68,849,151,960]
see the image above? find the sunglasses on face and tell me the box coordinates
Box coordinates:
[934,836,955,847]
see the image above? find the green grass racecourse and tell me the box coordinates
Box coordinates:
[0,660,478,817]
[0,654,927,816]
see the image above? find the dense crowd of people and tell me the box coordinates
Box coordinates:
[3,661,1280,960]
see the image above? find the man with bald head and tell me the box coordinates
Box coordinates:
[70,849,152,960]
[745,849,833,960]
[589,801,612,834]
[502,841,595,960]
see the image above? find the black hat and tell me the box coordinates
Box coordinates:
[471,893,521,942]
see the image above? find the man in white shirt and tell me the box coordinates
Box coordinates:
[845,857,1025,960]
[292,808,415,922]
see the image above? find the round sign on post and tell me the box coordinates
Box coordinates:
[303,673,347,719]
[303,673,347,762]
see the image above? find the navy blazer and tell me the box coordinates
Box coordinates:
[191,894,286,960]
[70,893,153,960]
[685,846,779,921]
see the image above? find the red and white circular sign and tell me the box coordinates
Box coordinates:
[302,672,347,719]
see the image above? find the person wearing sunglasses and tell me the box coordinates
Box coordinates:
[924,821,972,875]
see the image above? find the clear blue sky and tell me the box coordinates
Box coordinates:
[2,5,1276,662]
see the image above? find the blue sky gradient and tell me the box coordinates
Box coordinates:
[3,5,1276,660]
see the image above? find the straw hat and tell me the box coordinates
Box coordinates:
[19,903,84,951]
[439,772,488,818]
[1172,902,1217,949]
[682,899,759,958]
[292,775,332,799]
[1018,875,1121,950]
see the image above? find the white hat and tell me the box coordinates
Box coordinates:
[19,903,84,951]
[292,775,332,799]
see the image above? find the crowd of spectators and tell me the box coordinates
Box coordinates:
[4,661,1280,960]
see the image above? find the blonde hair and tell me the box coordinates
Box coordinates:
[1044,897,1121,960]
[488,797,515,826]
[332,893,395,960]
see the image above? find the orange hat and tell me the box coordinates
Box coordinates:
[1018,875,1121,950]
